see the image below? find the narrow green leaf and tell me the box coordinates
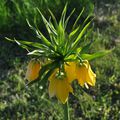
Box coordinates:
[48,18,58,46]
[83,15,91,25]
[65,8,75,29]
[37,29,52,47]
[27,50,44,55]
[79,15,93,33]
[5,37,31,51]
[72,20,92,49]
[37,8,57,36]
[48,9,58,28]
[57,21,65,45]
[60,3,67,28]
[5,37,14,42]
[5,37,49,50]
[69,25,80,39]
[27,19,53,48]
[80,50,112,60]
[72,7,84,30]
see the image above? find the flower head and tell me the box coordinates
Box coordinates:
[25,59,41,81]
[76,60,96,87]
[48,69,73,104]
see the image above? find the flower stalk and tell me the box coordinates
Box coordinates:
[63,101,70,120]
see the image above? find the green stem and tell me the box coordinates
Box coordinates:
[63,101,70,120]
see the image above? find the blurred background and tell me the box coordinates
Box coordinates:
[0,0,120,119]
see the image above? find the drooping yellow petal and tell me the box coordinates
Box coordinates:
[25,60,41,81]
[48,79,56,97]
[65,62,76,83]
[56,80,67,104]
[55,78,73,104]
[85,60,96,86]
[76,64,86,87]
[76,60,96,87]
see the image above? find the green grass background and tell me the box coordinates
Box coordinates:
[0,0,120,119]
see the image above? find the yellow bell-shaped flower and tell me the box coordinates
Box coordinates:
[48,69,73,104]
[25,59,41,81]
[65,62,76,83]
[76,60,96,87]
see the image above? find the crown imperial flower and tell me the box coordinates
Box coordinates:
[25,59,41,81]
[48,69,73,104]
[76,60,96,87]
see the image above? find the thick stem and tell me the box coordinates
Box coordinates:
[63,101,70,120]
